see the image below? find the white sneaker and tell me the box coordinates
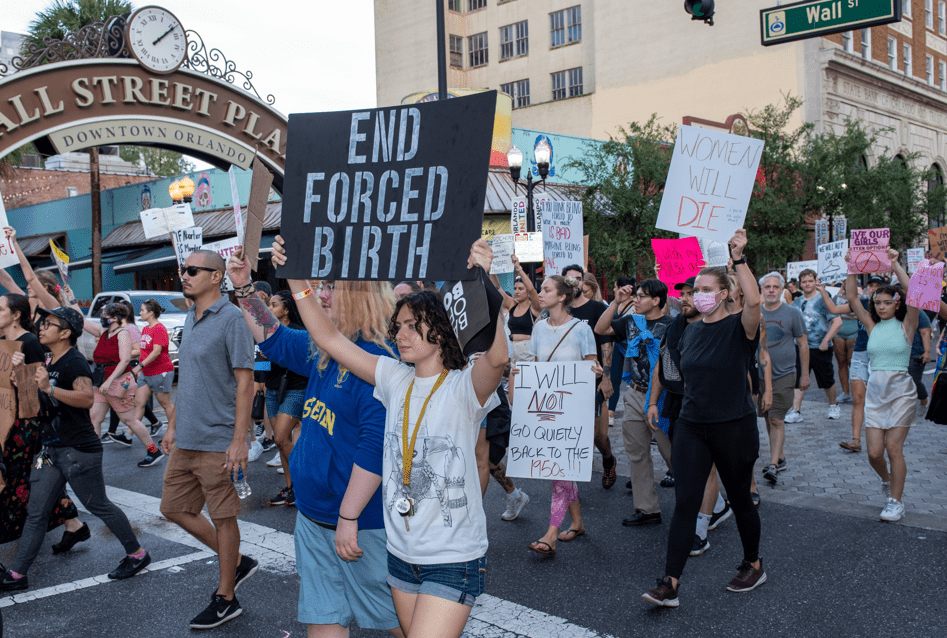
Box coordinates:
[837,392,851,404]
[784,408,804,423]
[266,452,282,467]
[276,466,284,474]
[881,481,891,500]
[880,498,905,522]
[501,491,530,521]
[827,404,841,420]
[248,440,264,463]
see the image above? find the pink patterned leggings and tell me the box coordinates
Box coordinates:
[549,480,579,528]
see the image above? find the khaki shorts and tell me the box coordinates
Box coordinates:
[759,372,796,421]
[160,446,241,519]
[94,372,136,413]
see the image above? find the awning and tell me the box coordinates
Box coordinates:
[36,247,152,272]
[18,231,67,257]
[113,235,278,274]
[103,203,282,249]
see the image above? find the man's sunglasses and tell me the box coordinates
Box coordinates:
[182,266,217,277]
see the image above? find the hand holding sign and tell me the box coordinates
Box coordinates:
[906,259,945,312]
[848,228,891,274]
[651,237,704,297]
[226,246,253,290]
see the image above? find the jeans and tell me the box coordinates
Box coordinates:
[908,356,929,401]
[665,413,761,580]
[12,446,140,574]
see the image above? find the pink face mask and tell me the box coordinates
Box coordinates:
[693,291,723,314]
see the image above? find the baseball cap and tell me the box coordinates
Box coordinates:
[36,307,84,337]
[253,281,272,297]
[674,277,697,291]
[867,276,885,285]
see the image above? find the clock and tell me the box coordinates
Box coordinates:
[126,6,187,74]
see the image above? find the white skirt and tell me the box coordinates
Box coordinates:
[864,370,917,429]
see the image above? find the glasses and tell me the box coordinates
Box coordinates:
[40,319,66,331]
[182,265,217,277]
[317,282,335,293]
[635,293,653,300]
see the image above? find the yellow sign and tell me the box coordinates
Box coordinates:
[49,239,69,283]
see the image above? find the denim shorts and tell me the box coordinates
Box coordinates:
[265,388,306,419]
[387,552,486,607]
[850,350,870,384]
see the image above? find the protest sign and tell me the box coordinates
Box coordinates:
[0,193,18,269]
[14,362,42,419]
[814,219,829,247]
[817,240,847,282]
[655,125,764,242]
[848,228,891,274]
[833,217,847,242]
[787,260,818,281]
[170,227,203,270]
[929,226,947,261]
[229,166,244,246]
[907,247,925,274]
[507,361,596,482]
[511,196,528,234]
[697,237,728,267]
[438,272,490,354]
[244,159,273,270]
[276,91,496,281]
[514,232,543,263]
[140,204,195,239]
[0,341,22,434]
[539,200,583,276]
[201,237,241,291]
[652,237,704,297]
[532,192,549,236]
[906,259,946,312]
[49,239,69,283]
[489,234,515,275]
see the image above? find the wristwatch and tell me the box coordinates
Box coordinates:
[732,254,747,266]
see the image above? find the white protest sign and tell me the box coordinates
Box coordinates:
[540,200,583,276]
[201,236,240,291]
[507,361,596,482]
[532,192,550,236]
[787,260,818,281]
[140,203,195,239]
[0,193,19,269]
[655,125,764,241]
[907,247,925,274]
[229,166,244,246]
[170,226,203,270]
[698,237,728,267]
[489,234,515,275]
[814,219,829,247]
[514,232,543,263]
[49,239,69,283]
[817,240,847,282]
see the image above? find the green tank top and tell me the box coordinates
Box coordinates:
[866,318,910,372]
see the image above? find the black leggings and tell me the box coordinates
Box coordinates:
[665,413,761,580]
[108,395,158,434]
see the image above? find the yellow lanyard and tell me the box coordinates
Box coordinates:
[401,370,449,485]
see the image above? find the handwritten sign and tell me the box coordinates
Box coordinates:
[655,125,764,241]
[14,362,42,419]
[817,240,847,282]
[229,166,244,246]
[201,237,240,291]
[652,237,704,298]
[0,341,22,432]
[849,228,891,274]
[514,232,543,263]
[787,260,818,281]
[540,200,583,276]
[907,247,925,274]
[49,239,69,283]
[906,259,945,312]
[140,204,196,239]
[489,234,515,275]
[507,361,595,482]
[929,226,947,262]
[0,192,19,269]
[170,227,203,270]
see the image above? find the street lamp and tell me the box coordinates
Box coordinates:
[169,179,182,204]
[169,177,195,204]
[507,143,551,283]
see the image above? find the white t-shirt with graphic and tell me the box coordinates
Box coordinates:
[374,357,500,565]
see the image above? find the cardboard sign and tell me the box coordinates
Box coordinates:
[814,219,829,247]
[244,158,273,271]
[0,341,22,433]
[507,361,596,482]
[49,239,69,283]
[787,260,818,281]
[276,92,496,281]
[514,232,543,263]
[652,237,704,298]
[906,259,945,312]
[201,237,241,291]
[140,204,196,239]
[0,193,19,269]
[655,125,764,241]
[14,362,42,419]
[907,247,926,274]
[170,226,203,270]
[540,200,583,276]
[928,226,947,262]
[489,234,515,275]
[848,228,891,274]
[817,240,847,282]
[438,275,490,353]
[229,165,244,246]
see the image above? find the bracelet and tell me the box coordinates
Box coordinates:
[293,288,313,301]
[338,514,358,521]
[234,283,254,299]
[732,255,747,266]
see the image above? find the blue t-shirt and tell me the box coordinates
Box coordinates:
[793,294,836,349]
[259,324,392,530]
[911,309,931,358]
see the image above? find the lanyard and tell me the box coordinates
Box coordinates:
[401,370,449,485]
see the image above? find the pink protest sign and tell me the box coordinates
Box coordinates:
[906,259,945,312]
[848,228,891,274]
[651,237,704,298]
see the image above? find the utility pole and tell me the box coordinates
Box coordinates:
[436,0,447,100]
[90,147,102,295]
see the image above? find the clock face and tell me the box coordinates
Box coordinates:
[126,6,187,74]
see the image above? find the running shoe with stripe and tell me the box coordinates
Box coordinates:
[642,577,679,607]
[189,594,242,629]
[726,559,767,592]
[708,502,732,530]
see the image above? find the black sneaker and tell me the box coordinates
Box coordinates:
[708,502,732,531]
[149,421,163,436]
[269,486,295,507]
[726,559,767,592]
[763,464,778,484]
[253,422,265,439]
[52,522,91,554]
[689,534,710,556]
[260,438,277,452]
[660,472,675,488]
[776,457,787,472]
[107,433,133,447]
[108,552,151,580]
[101,433,114,444]
[234,555,258,592]
[642,576,679,607]
[0,568,28,591]
[189,594,242,629]
[137,449,165,468]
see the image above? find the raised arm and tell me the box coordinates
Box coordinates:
[0,269,23,296]
[489,272,516,311]
[4,227,59,310]
[467,242,510,405]
[815,281,851,315]
[731,230,761,339]
[596,284,632,336]
[227,248,281,343]
[888,248,911,290]
[843,259,874,331]
[511,255,541,314]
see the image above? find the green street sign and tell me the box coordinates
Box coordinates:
[761,0,902,46]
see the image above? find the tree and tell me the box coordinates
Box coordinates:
[119,146,194,176]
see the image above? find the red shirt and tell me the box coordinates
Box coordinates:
[140,323,174,376]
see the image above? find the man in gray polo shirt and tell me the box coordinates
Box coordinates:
[160,250,256,630]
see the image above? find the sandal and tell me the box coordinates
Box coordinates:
[839,439,862,453]
[557,527,585,542]
[527,540,556,556]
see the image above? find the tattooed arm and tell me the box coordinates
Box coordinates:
[36,367,95,410]
[226,249,280,342]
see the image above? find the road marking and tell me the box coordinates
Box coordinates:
[2,486,616,637]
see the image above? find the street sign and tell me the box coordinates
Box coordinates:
[761,0,902,47]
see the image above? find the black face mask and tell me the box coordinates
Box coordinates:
[100,317,111,329]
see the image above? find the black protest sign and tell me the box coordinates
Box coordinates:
[276,92,496,281]
[439,267,500,356]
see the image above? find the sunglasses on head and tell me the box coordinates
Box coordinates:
[183,265,217,277]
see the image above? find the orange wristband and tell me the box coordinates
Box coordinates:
[293,288,312,301]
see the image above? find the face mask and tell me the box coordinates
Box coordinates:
[693,291,723,314]
[100,317,111,328]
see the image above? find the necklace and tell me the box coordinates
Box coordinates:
[401,370,449,486]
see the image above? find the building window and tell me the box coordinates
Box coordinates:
[551,70,566,100]
[450,35,463,68]
[904,0,912,18]
[888,36,898,70]
[468,0,486,10]
[941,60,946,89]
[861,28,872,59]
[552,67,583,100]
[516,20,529,56]
[842,31,854,53]
[904,42,913,75]
[929,163,945,227]
[501,79,530,108]
[550,5,581,47]
[928,54,935,84]
[928,0,935,27]
[468,32,488,67]
[941,1,946,33]
[448,0,462,12]
[500,20,528,60]
[500,25,514,60]
[568,67,584,96]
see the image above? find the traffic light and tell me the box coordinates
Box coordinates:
[684,0,715,26]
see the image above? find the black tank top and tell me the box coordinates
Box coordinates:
[508,305,537,336]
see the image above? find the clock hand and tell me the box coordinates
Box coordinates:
[152,25,176,46]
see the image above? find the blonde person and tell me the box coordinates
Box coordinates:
[130,300,176,468]
[493,254,541,364]
[271,237,508,638]
[519,275,603,556]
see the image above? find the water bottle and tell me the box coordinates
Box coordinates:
[232,468,251,499]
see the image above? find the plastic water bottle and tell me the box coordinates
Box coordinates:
[232,468,251,499]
